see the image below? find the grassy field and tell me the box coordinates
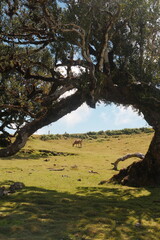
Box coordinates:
[1,131,160,240]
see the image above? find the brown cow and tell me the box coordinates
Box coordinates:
[72,139,83,147]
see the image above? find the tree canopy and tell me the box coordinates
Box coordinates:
[0,0,160,186]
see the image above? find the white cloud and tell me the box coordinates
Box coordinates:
[71,66,85,76]
[55,66,67,77]
[100,104,146,129]
[100,112,108,121]
[61,103,92,127]
[55,66,85,78]
[36,103,92,135]
[114,106,143,126]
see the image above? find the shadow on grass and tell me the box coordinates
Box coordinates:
[0,152,45,161]
[2,149,76,161]
[0,184,160,240]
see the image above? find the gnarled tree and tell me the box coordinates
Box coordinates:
[0,0,159,186]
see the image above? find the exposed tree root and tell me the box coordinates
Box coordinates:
[111,153,145,170]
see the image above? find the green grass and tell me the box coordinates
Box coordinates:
[1,132,160,240]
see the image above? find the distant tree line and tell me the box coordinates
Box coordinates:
[40,127,153,141]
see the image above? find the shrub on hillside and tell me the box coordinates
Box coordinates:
[87,131,97,136]
[98,130,104,135]
[40,134,60,141]
[139,127,154,133]
[63,132,70,138]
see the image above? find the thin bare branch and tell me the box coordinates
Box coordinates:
[111,153,145,170]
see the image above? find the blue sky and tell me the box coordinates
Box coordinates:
[36,102,148,135]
